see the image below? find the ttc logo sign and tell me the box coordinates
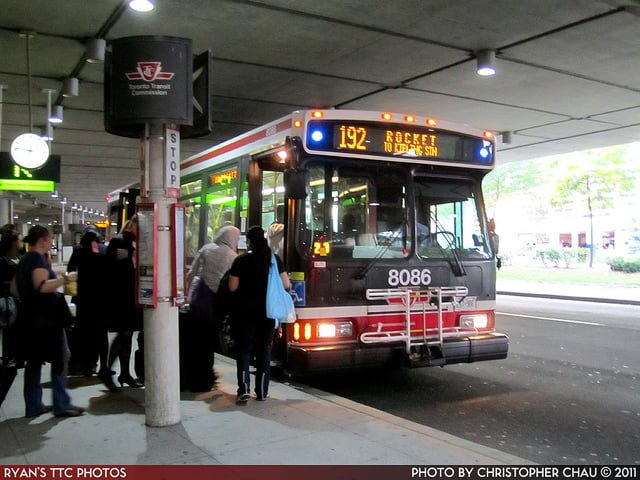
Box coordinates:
[126,62,175,82]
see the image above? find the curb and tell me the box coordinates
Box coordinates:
[497,290,640,306]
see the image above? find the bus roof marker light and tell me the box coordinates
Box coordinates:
[405,115,416,123]
[293,120,302,128]
[426,118,437,126]
[381,113,392,121]
[483,130,494,139]
[312,111,323,118]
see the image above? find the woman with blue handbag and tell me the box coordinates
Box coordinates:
[228,226,289,404]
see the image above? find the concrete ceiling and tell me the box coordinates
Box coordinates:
[1,0,639,224]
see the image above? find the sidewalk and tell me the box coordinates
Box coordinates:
[3,282,633,466]
[497,279,640,305]
[0,355,528,465]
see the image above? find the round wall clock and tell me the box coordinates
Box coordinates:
[11,133,50,169]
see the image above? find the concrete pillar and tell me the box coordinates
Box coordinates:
[64,209,73,228]
[0,198,12,227]
[143,123,180,427]
[57,204,65,265]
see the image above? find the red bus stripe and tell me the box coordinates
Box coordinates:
[182,119,292,170]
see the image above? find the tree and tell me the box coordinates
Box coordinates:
[550,147,636,267]
[483,157,550,218]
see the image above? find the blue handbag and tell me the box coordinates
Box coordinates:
[265,254,296,325]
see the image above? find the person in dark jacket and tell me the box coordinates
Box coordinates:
[0,230,22,360]
[228,226,289,403]
[101,219,143,391]
[66,225,108,377]
[15,225,84,418]
[0,230,22,406]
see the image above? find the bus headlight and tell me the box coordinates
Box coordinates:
[460,314,488,329]
[317,322,353,338]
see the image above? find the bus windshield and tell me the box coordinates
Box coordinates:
[304,161,411,259]
[414,176,491,260]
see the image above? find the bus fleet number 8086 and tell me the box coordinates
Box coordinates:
[387,268,432,287]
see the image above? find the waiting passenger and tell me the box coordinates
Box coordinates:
[101,218,143,391]
[267,222,284,257]
[66,225,108,378]
[185,225,240,391]
[15,225,83,418]
[0,230,23,406]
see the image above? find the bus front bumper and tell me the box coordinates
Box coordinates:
[286,332,509,375]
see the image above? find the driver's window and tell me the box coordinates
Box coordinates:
[415,178,489,260]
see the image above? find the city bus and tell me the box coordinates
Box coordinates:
[106,183,139,240]
[182,109,508,375]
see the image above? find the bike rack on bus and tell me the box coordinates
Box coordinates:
[363,287,469,360]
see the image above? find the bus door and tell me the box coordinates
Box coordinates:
[251,161,287,256]
[252,162,289,364]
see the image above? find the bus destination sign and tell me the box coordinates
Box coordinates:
[306,120,493,165]
[337,124,439,158]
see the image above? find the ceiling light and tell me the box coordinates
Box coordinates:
[86,38,106,63]
[60,197,67,205]
[51,190,58,198]
[49,105,63,124]
[62,77,79,97]
[129,0,155,12]
[476,49,496,76]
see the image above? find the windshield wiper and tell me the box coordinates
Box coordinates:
[354,218,407,280]
[429,213,466,277]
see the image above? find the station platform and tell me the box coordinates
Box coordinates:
[0,354,527,465]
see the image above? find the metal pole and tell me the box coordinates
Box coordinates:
[143,123,180,426]
[0,85,6,146]
[58,203,64,264]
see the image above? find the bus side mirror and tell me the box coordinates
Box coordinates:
[284,168,309,199]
